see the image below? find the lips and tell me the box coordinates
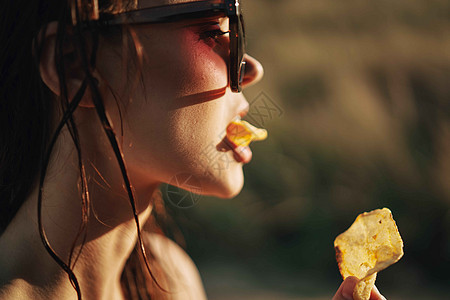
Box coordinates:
[224,117,268,163]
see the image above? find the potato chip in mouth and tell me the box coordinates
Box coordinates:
[226,118,267,148]
[334,208,404,300]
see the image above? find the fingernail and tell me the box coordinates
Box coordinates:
[372,285,387,300]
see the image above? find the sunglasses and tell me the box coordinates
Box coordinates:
[99,0,246,93]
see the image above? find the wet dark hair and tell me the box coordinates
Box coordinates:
[0,1,174,299]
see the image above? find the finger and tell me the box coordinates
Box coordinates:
[332,276,359,300]
[369,285,387,300]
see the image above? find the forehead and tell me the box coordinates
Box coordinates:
[138,0,220,9]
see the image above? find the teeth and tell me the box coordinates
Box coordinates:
[226,119,268,147]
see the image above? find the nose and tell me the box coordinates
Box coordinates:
[241,54,264,89]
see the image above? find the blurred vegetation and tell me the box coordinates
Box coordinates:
[164,0,450,299]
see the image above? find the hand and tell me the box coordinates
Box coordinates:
[332,276,387,300]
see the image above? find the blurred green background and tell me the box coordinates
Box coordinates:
[162,0,450,299]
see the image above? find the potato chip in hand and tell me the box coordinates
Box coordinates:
[334,208,404,300]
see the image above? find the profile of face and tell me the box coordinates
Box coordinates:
[87,0,264,199]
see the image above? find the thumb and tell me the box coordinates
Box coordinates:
[370,285,387,300]
[332,276,359,300]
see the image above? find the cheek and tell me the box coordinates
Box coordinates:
[162,102,227,168]
[142,30,228,99]
[122,107,226,195]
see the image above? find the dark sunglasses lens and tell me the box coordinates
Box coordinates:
[230,14,245,92]
[239,15,245,79]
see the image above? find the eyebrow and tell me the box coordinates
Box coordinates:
[181,15,225,27]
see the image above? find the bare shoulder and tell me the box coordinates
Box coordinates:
[143,232,208,300]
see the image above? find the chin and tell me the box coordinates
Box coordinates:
[209,179,244,199]
[196,164,245,199]
[165,153,246,199]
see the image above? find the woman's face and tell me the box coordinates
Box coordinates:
[96,0,264,199]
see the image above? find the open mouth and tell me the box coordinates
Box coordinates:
[217,117,268,163]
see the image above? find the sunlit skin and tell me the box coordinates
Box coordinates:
[0,0,385,299]
[99,16,256,200]
[0,0,264,299]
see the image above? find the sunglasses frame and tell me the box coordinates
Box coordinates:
[99,0,246,93]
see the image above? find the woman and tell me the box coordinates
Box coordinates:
[0,0,385,299]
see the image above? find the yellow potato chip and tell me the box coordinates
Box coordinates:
[226,119,267,147]
[334,208,404,300]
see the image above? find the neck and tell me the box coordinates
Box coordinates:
[0,127,159,300]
